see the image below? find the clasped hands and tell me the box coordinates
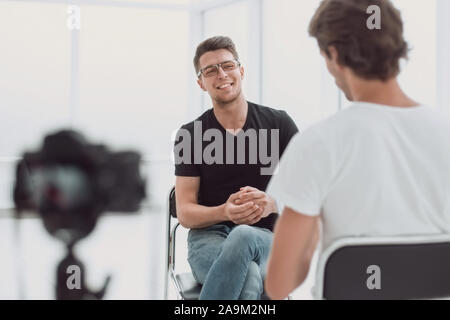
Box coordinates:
[224,186,277,225]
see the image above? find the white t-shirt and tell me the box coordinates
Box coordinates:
[267,102,450,250]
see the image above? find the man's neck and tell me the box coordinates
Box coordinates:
[349,77,418,108]
[212,95,248,132]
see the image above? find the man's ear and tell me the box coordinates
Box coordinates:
[240,65,245,80]
[197,78,207,92]
[327,46,344,70]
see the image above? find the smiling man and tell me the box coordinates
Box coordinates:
[173,36,298,300]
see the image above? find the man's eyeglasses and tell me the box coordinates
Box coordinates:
[197,60,241,78]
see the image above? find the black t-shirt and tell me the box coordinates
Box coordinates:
[174,101,299,231]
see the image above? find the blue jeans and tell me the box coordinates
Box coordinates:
[187,224,273,300]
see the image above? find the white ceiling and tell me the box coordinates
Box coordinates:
[4,0,246,10]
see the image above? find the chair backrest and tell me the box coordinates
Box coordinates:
[315,235,450,300]
[165,186,179,299]
[169,186,177,219]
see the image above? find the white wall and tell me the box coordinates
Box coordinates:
[0,2,191,209]
[262,0,339,130]
[74,6,190,207]
[0,2,72,209]
[396,0,437,108]
[203,0,261,105]
[437,0,450,113]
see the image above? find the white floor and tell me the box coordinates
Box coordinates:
[0,207,317,300]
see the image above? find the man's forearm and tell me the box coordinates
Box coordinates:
[178,202,228,229]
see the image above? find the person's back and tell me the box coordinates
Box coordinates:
[264,0,450,300]
[297,102,450,248]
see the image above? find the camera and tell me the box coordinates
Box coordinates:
[13,129,146,299]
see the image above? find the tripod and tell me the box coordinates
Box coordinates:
[56,242,111,300]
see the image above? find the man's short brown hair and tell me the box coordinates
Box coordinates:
[193,36,239,76]
[309,0,409,81]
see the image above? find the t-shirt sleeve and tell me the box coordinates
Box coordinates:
[279,110,299,155]
[174,126,201,177]
[267,128,333,216]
